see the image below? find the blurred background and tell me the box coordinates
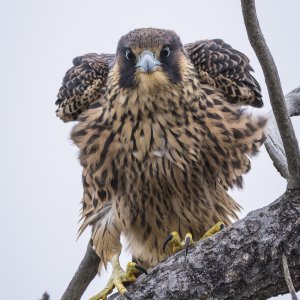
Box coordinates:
[0,0,299,299]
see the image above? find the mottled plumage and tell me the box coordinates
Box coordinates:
[185,39,263,107]
[56,53,114,122]
[56,28,267,271]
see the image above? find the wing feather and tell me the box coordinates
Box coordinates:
[185,39,263,107]
[55,53,114,122]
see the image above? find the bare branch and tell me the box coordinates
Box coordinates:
[40,293,50,300]
[265,87,300,179]
[285,88,300,117]
[282,255,299,300]
[241,0,300,190]
[61,242,100,300]
[106,191,300,300]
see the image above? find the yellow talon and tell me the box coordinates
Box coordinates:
[163,222,225,256]
[163,232,194,254]
[89,254,147,300]
[201,221,225,240]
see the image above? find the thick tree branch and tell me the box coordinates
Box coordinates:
[265,88,300,179]
[241,0,300,189]
[61,242,100,300]
[107,191,300,300]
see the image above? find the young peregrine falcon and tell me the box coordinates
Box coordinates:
[55,28,266,299]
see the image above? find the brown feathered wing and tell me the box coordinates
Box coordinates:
[185,39,263,107]
[55,53,114,122]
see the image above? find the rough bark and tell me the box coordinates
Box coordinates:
[107,191,300,300]
[61,242,100,300]
[241,0,300,189]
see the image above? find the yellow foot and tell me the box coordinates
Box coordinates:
[163,231,195,256]
[200,221,225,240]
[89,258,147,300]
[163,221,225,256]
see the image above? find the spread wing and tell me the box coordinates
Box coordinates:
[55,53,115,122]
[185,39,263,108]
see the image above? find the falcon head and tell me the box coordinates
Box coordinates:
[114,28,187,90]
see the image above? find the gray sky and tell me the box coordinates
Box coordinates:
[0,0,299,299]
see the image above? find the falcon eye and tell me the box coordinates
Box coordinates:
[125,48,135,61]
[161,46,171,58]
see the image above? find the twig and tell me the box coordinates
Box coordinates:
[241,0,300,190]
[282,255,299,300]
[61,242,100,300]
[40,292,50,300]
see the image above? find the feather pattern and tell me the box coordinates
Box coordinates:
[55,28,267,270]
[56,53,114,122]
[185,39,263,107]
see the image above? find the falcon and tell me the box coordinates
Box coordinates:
[55,28,266,299]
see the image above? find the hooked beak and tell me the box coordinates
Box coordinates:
[136,51,161,73]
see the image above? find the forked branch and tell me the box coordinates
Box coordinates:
[241,0,300,189]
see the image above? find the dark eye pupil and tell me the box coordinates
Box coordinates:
[162,46,170,58]
[125,49,135,61]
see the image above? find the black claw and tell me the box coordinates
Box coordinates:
[220,223,225,230]
[185,236,191,256]
[124,291,133,300]
[162,234,173,253]
[135,264,148,275]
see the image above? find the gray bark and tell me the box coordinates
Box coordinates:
[40,293,50,300]
[61,242,100,300]
[241,0,300,190]
[109,190,300,300]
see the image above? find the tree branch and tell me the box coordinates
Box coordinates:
[282,255,299,300]
[241,0,300,190]
[61,242,100,300]
[40,292,50,300]
[265,88,300,179]
[107,190,300,300]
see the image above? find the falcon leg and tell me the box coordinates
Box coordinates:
[163,221,225,255]
[89,254,147,300]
